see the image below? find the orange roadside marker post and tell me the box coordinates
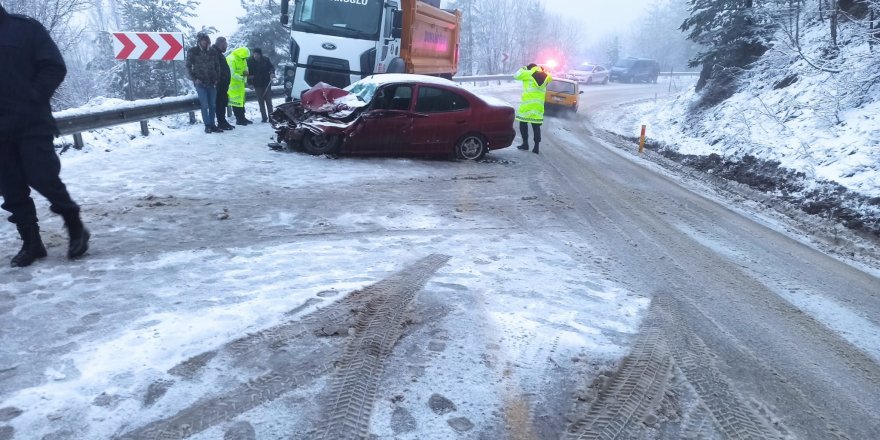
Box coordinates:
[639,125,647,154]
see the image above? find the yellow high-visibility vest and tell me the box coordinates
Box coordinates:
[226,47,250,108]
[514,66,552,124]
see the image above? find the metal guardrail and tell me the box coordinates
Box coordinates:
[55,86,286,148]
[452,72,699,85]
[452,74,514,83]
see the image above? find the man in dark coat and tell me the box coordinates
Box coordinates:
[247,48,276,122]
[0,3,90,267]
[185,32,221,134]
[211,36,234,130]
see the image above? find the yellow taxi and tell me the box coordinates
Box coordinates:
[545,78,582,114]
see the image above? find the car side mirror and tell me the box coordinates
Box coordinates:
[579,91,584,94]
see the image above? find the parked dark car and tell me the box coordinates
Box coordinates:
[271,74,516,161]
[609,58,660,83]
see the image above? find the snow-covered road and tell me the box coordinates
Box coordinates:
[1,82,879,440]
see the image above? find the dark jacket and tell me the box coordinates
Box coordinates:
[185,45,220,85]
[247,56,274,88]
[0,5,67,139]
[211,44,231,88]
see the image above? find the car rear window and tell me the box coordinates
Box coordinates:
[547,81,576,94]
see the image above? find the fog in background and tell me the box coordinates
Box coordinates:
[191,0,696,70]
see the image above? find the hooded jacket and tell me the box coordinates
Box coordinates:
[514,66,552,124]
[0,5,67,140]
[226,47,250,107]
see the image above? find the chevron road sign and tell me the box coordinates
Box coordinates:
[112,32,184,61]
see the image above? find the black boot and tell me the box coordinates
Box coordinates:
[532,142,540,154]
[62,212,90,259]
[11,224,47,267]
[516,142,529,150]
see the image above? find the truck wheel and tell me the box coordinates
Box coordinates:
[303,132,341,156]
[456,134,486,161]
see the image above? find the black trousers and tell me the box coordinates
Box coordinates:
[216,83,230,126]
[519,121,542,145]
[232,106,248,122]
[0,135,79,225]
[254,86,274,121]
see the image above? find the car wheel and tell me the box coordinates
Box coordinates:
[456,134,487,161]
[303,132,341,155]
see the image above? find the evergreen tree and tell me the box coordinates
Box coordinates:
[630,0,700,72]
[681,0,772,103]
[606,35,621,67]
[232,0,290,68]
[116,0,199,99]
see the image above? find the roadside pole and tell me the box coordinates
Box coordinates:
[639,125,647,154]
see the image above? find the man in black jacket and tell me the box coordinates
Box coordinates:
[0,4,90,267]
[212,36,234,130]
[247,48,275,123]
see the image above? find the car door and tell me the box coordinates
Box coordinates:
[349,84,415,155]
[595,66,608,83]
[408,86,472,155]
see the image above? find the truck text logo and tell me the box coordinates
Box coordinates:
[422,31,448,51]
[331,0,370,4]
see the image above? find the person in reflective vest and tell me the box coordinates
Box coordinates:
[226,47,252,125]
[514,63,551,154]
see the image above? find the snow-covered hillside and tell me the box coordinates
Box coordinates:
[596,16,880,236]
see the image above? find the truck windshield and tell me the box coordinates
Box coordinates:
[293,0,383,41]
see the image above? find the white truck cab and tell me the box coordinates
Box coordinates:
[279,0,459,101]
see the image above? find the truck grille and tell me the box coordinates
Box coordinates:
[305,56,352,89]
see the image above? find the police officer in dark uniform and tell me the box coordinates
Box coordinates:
[0,3,90,267]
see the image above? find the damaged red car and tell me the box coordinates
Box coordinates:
[270,74,516,161]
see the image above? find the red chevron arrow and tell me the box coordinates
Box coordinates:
[138,33,160,60]
[160,34,183,61]
[114,33,136,60]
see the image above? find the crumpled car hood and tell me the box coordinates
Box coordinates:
[301,82,368,119]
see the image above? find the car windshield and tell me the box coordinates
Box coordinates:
[579,66,596,72]
[344,80,380,103]
[293,0,383,40]
[548,81,576,94]
[614,59,636,68]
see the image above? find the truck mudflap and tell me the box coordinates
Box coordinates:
[269,82,367,151]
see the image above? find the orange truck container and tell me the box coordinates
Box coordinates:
[400,0,461,77]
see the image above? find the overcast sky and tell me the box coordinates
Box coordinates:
[191,0,647,43]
